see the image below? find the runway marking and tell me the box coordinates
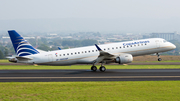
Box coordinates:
[1,76,180,79]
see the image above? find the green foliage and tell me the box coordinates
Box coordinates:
[4,47,8,56]
[0,50,4,59]
[62,39,98,47]
[81,39,97,46]
[37,44,51,51]
[0,81,180,101]
[0,59,9,63]
[28,38,37,46]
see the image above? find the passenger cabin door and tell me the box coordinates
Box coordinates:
[48,54,53,62]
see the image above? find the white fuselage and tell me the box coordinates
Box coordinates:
[18,38,176,65]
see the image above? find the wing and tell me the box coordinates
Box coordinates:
[94,44,116,64]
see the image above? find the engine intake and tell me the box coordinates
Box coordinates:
[115,54,133,64]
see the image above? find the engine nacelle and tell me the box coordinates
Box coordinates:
[9,58,17,63]
[115,54,133,64]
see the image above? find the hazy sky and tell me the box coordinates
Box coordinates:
[0,0,180,33]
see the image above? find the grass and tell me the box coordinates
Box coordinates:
[0,81,180,101]
[0,65,180,70]
[0,59,9,63]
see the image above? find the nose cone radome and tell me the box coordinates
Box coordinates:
[171,43,176,49]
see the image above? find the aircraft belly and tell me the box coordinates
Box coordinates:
[77,56,96,64]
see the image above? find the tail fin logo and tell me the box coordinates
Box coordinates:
[8,30,39,56]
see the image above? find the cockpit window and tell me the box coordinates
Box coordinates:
[163,40,167,43]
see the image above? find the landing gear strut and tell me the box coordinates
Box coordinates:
[156,53,162,61]
[99,62,106,72]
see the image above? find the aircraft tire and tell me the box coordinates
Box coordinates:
[99,66,106,72]
[158,58,162,61]
[91,66,97,72]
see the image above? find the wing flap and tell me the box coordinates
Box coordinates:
[94,44,116,64]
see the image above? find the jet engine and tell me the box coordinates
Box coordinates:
[115,54,133,64]
[9,58,17,63]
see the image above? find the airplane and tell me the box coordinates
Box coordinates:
[8,30,176,72]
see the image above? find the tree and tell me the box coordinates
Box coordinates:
[4,47,8,56]
[81,39,98,46]
[37,44,51,51]
[0,50,4,59]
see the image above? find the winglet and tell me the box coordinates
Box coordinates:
[58,47,61,50]
[95,44,102,51]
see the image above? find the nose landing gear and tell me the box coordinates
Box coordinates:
[157,53,162,61]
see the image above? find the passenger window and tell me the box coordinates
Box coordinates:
[108,48,110,50]
[78,52,80,54]
[89,51,90,53]
[71,53,73,55]
[85,51,87,53]
[92,50,94,52]
[59,54,61,56]
[63,54,65,56]
[75,52,77,54]
[116,47,118,49]
[123,46,125,48]
[67,53,69,55]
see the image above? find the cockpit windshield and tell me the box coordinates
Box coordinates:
[163,40,167,43]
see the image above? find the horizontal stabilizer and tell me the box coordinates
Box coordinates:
[16,56,33,61]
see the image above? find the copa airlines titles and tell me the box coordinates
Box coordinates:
[123,40,150,46]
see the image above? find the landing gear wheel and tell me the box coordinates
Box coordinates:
[158,58,162,61]
[99,66,106,72]
[91,66,97,72]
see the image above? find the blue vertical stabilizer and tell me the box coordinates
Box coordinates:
[8,30,39,56]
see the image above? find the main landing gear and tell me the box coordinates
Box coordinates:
[91,66,97,71]
[157,53,162,61]
[91,63,106,72]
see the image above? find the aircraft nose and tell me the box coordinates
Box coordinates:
[171,43,176,49]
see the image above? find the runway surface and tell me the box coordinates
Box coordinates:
[1,69,180,82]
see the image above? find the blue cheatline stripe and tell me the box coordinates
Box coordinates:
[8,30,39,56]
